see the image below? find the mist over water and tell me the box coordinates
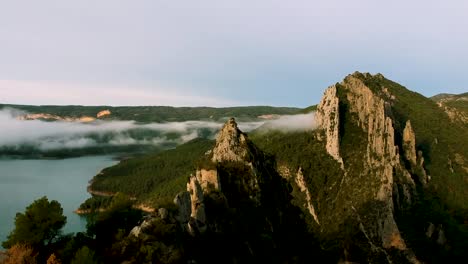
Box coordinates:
[0,109,316,155]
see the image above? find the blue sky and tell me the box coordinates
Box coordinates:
[0,0,467,107]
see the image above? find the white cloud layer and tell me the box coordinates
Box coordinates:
[0,108,317,153]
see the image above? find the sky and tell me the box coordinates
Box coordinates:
[0,0,467,107]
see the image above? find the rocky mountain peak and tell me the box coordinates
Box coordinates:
[211,118,250,163]
[314,73,421,262]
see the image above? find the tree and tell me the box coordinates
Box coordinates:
[70,246,97,264]
[0,244,37,264]
[2,197,66,249]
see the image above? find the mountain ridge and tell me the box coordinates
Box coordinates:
[43,71,467,263]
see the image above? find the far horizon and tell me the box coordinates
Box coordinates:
[1,72,464,108]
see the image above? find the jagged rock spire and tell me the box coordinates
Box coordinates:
[211,118,250,163]
[403,120,417,165]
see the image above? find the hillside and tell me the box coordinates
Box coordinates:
[14,72,466,263]
[0,104,301,123]
[84,138,214,210]
[93,72,466,262]
[253,72,468,262]
[431,92,468,124]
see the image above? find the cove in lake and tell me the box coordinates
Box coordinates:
[0,156,117,248]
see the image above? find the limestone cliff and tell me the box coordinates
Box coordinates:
[403,120,417,165]
[211,118,250,163]
[174,118,265,235]
[126,73,466,263]
[316,86,342,163]
[313,72,420,262]
[167,118,309,262]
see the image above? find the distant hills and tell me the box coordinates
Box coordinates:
[0,104,305,159]
[0,104,302,123]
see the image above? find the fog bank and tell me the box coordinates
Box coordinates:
[0,109,316,154]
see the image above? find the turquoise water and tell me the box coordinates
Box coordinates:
[0,156,117,247]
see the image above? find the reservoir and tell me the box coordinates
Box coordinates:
[0,156,117,248]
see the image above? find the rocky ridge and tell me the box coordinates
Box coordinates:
[313,72,422,262]
[126,72,466,263]
[130,117,309,262]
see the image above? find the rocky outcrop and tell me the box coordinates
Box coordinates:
[313,72,419,262]
[403,120,417,164]
[173,118,262,235]
[19,113,96,122]
[212,118,250,163]
[402,120,429,185]
[187,175,207,233]
[173,175,209,235]
[195,169,220,193]
[174,191,191,223]
[295,167,320,225]
[316,86,342,163]
[97,109,111,118]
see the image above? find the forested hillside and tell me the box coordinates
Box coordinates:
[84,138,214,209]
[2,73,466,263]
[0,104,301,122]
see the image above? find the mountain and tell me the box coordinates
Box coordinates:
[82,72,468,263]
[252,72,467,262]
[431,92,468,102]
[14,72,465,263]
[431,92,468,124]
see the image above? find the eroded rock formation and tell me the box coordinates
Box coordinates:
[211,118,250,163]
[313,72,420,262]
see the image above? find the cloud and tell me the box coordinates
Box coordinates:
[0,108,263,152]
[0,109,317,155]
[254,113,317,133]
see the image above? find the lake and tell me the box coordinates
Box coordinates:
[0,156,117,248]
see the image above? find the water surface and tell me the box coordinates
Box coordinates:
[0,156,117,247]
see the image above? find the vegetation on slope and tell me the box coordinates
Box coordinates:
[0,104,301,123]
[357,73,468,209]
[88,138,214,208]
[250,131,344,234]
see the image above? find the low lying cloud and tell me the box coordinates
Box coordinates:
[258,113,317,132]
[0,109,317,155]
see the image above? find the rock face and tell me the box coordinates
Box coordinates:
[211,118,250,163]
[171,118,304,263]
[316,86,342,163]
[174,118,262,235]
[195,169,220,193]
[403,120,417,164]
[174,191,191,223]
[97,109,111,118]
[187,175,207,234]
[314,72,419,262]
[402,120,429,185]
[295,167,320,225]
